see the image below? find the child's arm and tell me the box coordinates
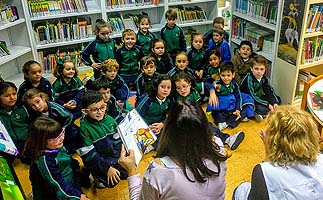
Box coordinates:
[178,27,187,52]
[108,95,123,123]
[135,74,145,97]
[70,77,85,107]
[49,102,73,127]
[37,155,83,199]
[81,41,100,66]
[116,76,130,103]
[220,42,231,62]
[262,76,280,106]
[241,75,269,106]
[233,80,243,112]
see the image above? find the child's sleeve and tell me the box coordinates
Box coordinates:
[116,77,130,102]
[81,40,98,66]
[51,102,74,127]
[71,77,85,106]
[220,42,231,62]
[262,77,280,105]
[241,76,269,106]
[52,79,65,106]
[135,94,150,123]
[231,55,242,82]
[135,74,145,97]
[37,156,82,200]
[108,95,123,123]
[179,27,187,52]
[233,81,242,110]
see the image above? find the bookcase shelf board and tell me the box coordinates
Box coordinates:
[304,31,323,38]
[232,11,276,31]
[299,59,323,70]
[0,19,26,31]
[106,4,164,12]
[30,10,102,21]
[168,0,216,6]
[36,37,95,50]
[0,46,31,66]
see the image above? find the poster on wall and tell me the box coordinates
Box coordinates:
[277,0,305,65]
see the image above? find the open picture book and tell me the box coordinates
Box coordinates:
[117,109,157,166]
[0,121,18,156]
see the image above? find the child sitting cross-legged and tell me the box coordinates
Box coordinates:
[77,90,127,188]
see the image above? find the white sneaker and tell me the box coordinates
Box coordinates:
[241,117,249,122]
[218,122,228,131]
[226,131,245,150]
[254,114,263,122]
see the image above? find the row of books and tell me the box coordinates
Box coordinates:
[0,41,10,58]
[106,0,157,9]
[38,50,81,73]
[234,0,278,24]
[0,5,19,25]
[171,6,208,24]
[296,70,317,97]
[108,13,147,34]
[27,0,89,17]
[232,17,274,51]
[306,5,323,33]
[302,38,323,64]
[33,18,93,45]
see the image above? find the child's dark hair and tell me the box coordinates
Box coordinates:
[122,29,136,39]
[148,74,171,96]
[219,62,235,74]
[140,56,156,70]
[213,17,224,26]
[156,100,227,183]
[213,28,224,36]
[165,8,177,20]
[0,81,17,96]
[53,60,78,78]
[23,116,63,161]
[22,60,42,80]
[91,78,111,91]
[239,40,253,53]
[208,49,221,60]
[137,14,151,26]
[101,59,119,73]
[190,32,204,44]
[82,90,104,108]
[23,88,49,103]
[95,19,110,34]
[252,55,268,69]
[172,72,196,90]
[151,39,170,57]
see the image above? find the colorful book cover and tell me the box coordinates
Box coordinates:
[0,121,18,156]
[310,91,323,110]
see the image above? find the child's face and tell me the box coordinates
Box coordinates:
[175,79,191,97]
[103,69,118,80]
[27,96,48,112]
[142,63,156,77]
[220,70,235,85]
[97,27,111,42]
[239,44,252,59]
[152,42,165,56]
[123,33,136,49]
[212,32,223,42]
[192,35,204,50]
[62,62,75,79]
[209,54,221,67]
[175,54,188,71]
[251,64,266,80]
[27,63,42,83]
[157,80,172,100]
[139,18,150,34]
[47,129,65,149]
[213,22,224,30]
[83,100,107,121]
[166,18,177,28]
[99,88,111,103]
[0,87,17,109]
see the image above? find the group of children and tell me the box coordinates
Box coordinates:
[0,8,281,200]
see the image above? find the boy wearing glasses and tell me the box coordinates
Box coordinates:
[77,91,127,188]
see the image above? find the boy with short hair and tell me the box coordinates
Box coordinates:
[90,78,123,123]
[240,55,281,122]
[208,28,231,62]
[100,59,131,111]
[77,91,127,188]
[204,17,229,47]
[160,8,187,60]
[115,29,144,87]
[136,56,160,98]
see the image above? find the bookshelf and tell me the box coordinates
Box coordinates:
[230,0,283,80]
[272,0,323,105]
[1,0,218,84]
[0,0,33,85]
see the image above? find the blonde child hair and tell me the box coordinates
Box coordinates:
[101,59,119,73]
[122,28,136,39]
[22,88,49,103]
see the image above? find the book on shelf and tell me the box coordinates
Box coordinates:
[303,38,323,64]
[106,0,153,9]
[0,121,18,156]
[118,109,157,166]
[0,5,19,25]
[306,5,323,33]
[0,157,24,200]
[172,5,207,24]
[0,41,10,57]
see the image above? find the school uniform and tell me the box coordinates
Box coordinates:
[52,77,84,120]
[160,24,187,58]
[107,94,123,123]
[204,65,220,83]
[105,75,129,103]
[240,72,280,115]
[231,51,254,83]
[135,72,159,98]
[208,39,231,62]
[204,29,229,48]
[136,31,156,56]
[81,37,117,79]
[167,67,197,80]
[115,45,144,86]
[187,47,207,71]
[151,54,173,74]
[76,114,127,187]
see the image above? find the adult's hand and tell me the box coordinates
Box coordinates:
[118,145,137,176]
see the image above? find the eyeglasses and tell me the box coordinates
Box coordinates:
[176,84,190,92]
[48,128,65,143]
[86,104,107,114]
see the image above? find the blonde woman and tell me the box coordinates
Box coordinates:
[233,105,323,200]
